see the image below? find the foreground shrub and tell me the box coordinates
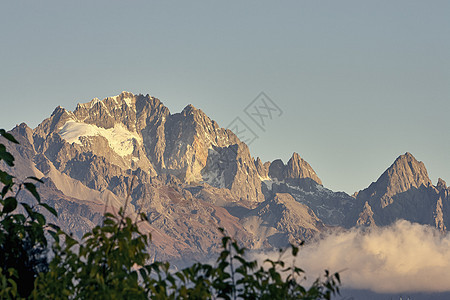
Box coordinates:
[1,130,340,299]
[0,130,58,298]
[34,210,340,300]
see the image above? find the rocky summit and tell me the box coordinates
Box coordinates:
[351,153,449,231]
[2,91,449,260]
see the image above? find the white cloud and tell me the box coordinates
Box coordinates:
[293,220,450,293]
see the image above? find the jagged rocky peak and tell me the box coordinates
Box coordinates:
[437,178,447,191]
[136,93,168,115]
[72,91,140,131]
[76,91,134,109]
[286,152,322,185]
[31,93,163,176]
[268,153,322,185]
[111,91,134,103]
[178,103,223,137]
[254,157,269,179]
[354,152,434,213]
[34,106,74,137]
[381,152,432,195]
[435,178,449,199]
[156,103,240,182]
[268,159,285,181]
[11,123,34,146]
[182,104,196,114]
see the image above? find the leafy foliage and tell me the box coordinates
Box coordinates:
[0,130,58,298]
[33,208,151,299]
[1,129,341,299]
[34,212,340,299]
[140,230,340,300]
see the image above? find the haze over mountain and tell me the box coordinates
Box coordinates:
[2,92,449,295]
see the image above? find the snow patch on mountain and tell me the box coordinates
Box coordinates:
[58,120,142,157]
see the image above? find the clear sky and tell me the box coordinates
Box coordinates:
[1,1,449,194]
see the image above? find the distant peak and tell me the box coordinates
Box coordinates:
[437,178,447,190]
[107,91,135,105]
[268,153,322,185]
[286,152,322,185]
[115,91,134,99]
[290,152,301,161]
[51,105,67,117]
[390,152,426,174]
[18,122,30,129]
[75,97,102,110]
[376,152,431,200]
[182,104,198,114]
[397,152,415,161]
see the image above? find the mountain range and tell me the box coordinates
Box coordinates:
[2,91,449,261]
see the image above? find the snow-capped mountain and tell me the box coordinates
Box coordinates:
[2,91,449,260]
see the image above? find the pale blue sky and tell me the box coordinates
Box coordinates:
[1,1,449,194]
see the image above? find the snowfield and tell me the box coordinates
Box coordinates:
[58,120,142,157]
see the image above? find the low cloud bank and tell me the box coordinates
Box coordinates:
[292,220,450,293]
[246,220,450,293]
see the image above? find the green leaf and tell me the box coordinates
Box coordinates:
[26,176,44,183]
[0,170,13,185]
[101,226,115,233]
[103,218,115,226]
[335,272,341,284]
[21,202,35,219]
[0,146,15,167]
[2,197,17,213]
[104,212,115,219]
[40,203,57,217]
[48,223,60,231]
[1,183,13,197]
[0,129,19,144]
[24,182,40,202]
[36,213,46,226]
[12,214,26,223]
[48,230,58,241]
